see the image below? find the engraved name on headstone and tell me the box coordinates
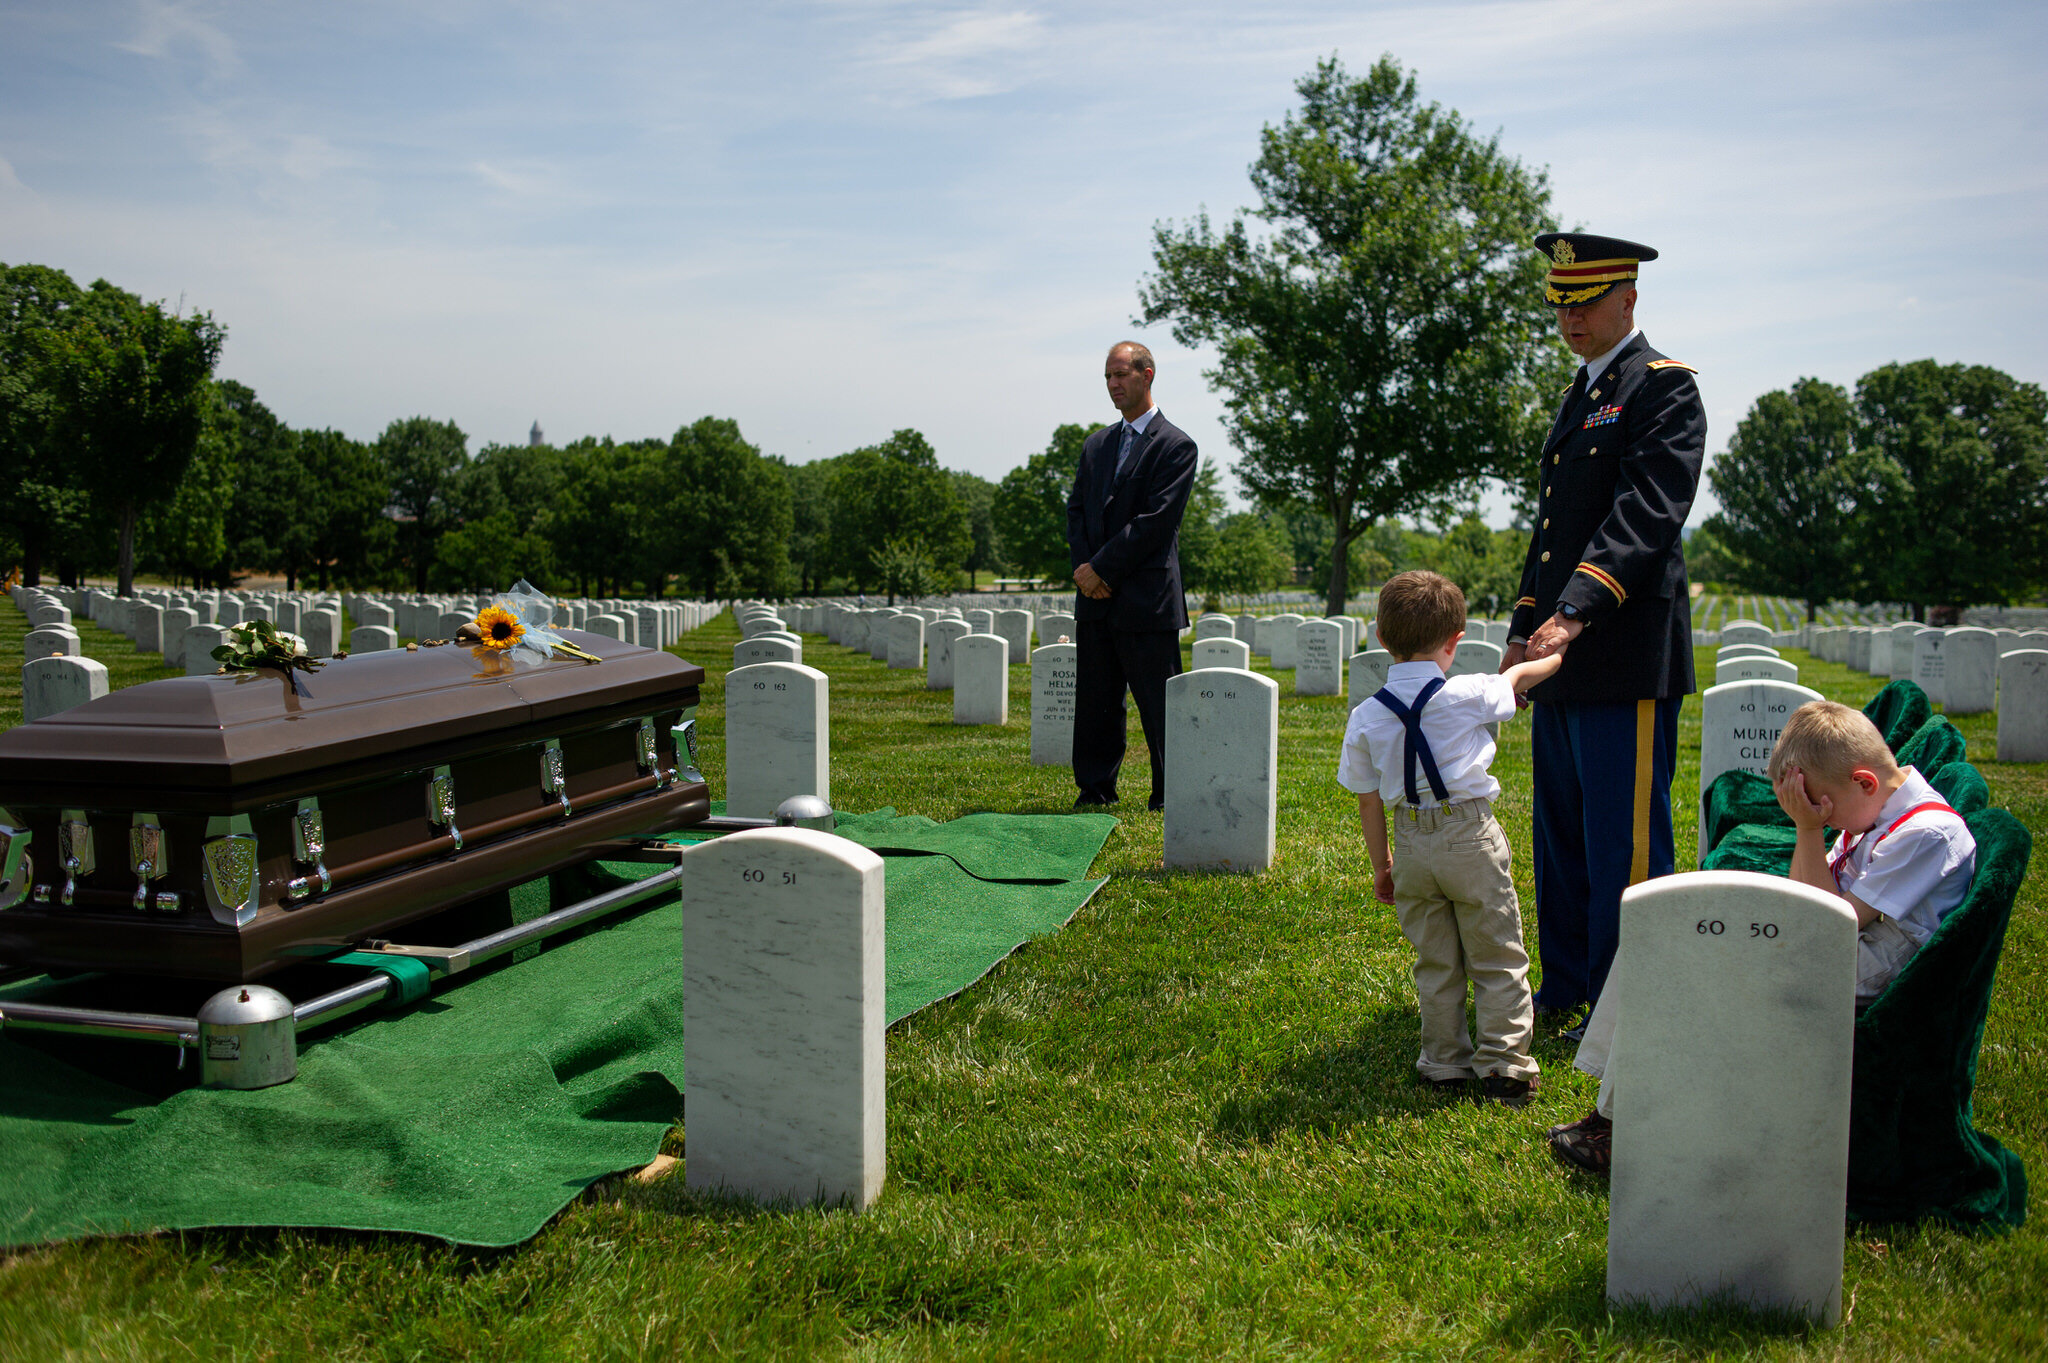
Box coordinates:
[1030,643,1077,766]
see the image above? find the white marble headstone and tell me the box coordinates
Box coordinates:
[953,634,1009,724]
[1606,871,1856,1325]
[1715,643,1780,661]
[993,609,1033,664]
[23,625,81,658]
[1348,649,1394,709]
[927,619,968,690]
[22,655,110,721]
[1267,613,1305,668]
[1714,655,1799,686]
[1233,613,1258,647]
[1910,629,1948,706]
[1447,638,1504,679]
[1194,615,1237,642]
[1887,622,1921,679]
[1294,620,1344,696]
[1192,637,1251,671]
[350,625,397,653]
[866,611,896,662]
[964,608,994,635]
[1696,679,1825,859]
[735,637,801,669]
[1252,617,1273,658]
[1719,620,1772,647]
[725,662,831,819]
[1942,627,1996,715]
[1996,650,2048,762]
[1038,611,1076,646]
[683,827,883,1210]
[886,614,925,670]
[1164,668,1278,872]
[1029,643,1077,766]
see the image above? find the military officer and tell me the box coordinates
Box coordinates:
[1503,232,1706,1022]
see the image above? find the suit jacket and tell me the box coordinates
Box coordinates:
[1510,332,1706,704]
[1065,410,1198,632]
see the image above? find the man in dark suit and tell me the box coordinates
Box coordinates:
[1503,233,1706,1021]
[1066,341,1199,810]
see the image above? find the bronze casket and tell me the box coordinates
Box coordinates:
[0,631,706,981]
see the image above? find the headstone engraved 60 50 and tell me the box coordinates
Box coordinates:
[1606,871,1856,1325]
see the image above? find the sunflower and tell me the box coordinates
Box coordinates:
[475,604,526,651]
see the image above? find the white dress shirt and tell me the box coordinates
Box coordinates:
[1337,661,1520,806]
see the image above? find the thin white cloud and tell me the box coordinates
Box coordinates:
[115,0,239,80]
[858,7,1050,101]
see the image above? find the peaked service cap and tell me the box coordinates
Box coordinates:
[1534,232,1658,307]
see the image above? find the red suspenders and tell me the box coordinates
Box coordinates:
[1830,801,1958,890]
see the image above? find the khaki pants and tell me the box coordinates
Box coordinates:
[1390,799,1539,1081]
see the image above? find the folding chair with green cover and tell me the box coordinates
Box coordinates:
[1847,807,2030,1230]
[1896,714,1966,776]
[1699,679,1937,859]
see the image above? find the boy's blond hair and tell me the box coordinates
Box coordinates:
[1767,701,1900,784]
[1376,570,1465,659]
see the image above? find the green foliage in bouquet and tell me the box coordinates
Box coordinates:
[210,617,324,686]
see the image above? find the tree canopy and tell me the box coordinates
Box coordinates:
[1702,377,1859,621]
[993,422,1092,584]
[1139,54,1567,615]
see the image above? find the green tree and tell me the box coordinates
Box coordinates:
[298,428,395,588]
[1680,521,1748,591]
[221,381,318,588]
[0,262,93,587]
[827,429,969,599]
[35,280,226,595]
[140,380,239,586]
[1702,378,1859,622]
[377,416,469,591]
[551,438,663,596]
[783,456,839,594]
[1202,511,1294,596]
[659,417,792,599]
[992,422,1091,584]
[1415,513,1523,615]
[952,469,1003,582]
[1851,360,2048,617]
[1172,461,1229,602]
[1139,54,1567,617]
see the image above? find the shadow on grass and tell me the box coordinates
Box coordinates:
[1211,1002,1453,1142]
[1488,1268,1832,1354]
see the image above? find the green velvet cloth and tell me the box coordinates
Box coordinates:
[1864,678,1933,752]
[1848,808,2030,1230]
[1896,715,1966,776]
[1699,680,1938,859]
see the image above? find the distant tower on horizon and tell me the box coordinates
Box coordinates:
[529,420,544,447]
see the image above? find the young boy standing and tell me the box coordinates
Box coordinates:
[1338,571,1564,1105]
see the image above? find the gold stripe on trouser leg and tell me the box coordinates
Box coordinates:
[1630,698,1654,885]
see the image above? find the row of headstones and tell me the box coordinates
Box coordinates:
[1803,621,2048,715]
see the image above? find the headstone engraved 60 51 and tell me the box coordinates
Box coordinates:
[1030,643,1077,766]
[1697,680,1824,860]
[684,828,884,1209]
[1164,668,1278,872]
[1606,871,1856,1325]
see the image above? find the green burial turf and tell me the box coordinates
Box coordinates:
[0,810,1110,1250]
[0,601,2043,1359]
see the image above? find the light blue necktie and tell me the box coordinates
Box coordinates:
[1115,422,1139,479]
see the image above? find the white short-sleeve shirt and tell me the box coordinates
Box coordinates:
[1832,766,1976,948]
[1337,661,1519,806]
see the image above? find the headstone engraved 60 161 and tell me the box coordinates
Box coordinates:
[1164,668,1278,872]
[1030,643,1077,766]
[724,662,830,819]
[684,827,884,1209]
[1605,871,1857,1325]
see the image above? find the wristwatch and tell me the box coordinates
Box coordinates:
[1555,601,1585,624]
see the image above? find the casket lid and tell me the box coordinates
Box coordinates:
[0,631,701,801]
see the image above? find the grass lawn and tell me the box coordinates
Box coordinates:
[0,598,2042,1359]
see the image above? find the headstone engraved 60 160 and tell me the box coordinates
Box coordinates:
[1696,679,1824,860]
[1606,871,1857,1325]
[1030,644,1077,766]
[1164,668,1278,872]
[684,827,884,1209]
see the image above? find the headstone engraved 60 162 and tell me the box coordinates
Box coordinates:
[1606,871,1857,1325]
[684,827,884,1209]
[1164,668,1278,872]
[1030,643,1077,766]
[724,662,830,819]
[1696,679,1824,859]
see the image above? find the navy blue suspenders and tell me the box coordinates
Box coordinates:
[1369,678,1451,805]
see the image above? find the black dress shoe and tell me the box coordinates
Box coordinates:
[1073,794,1117,808]
[1146,795,1165,811]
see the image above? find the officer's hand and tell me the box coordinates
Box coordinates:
[1526,613,1584,660]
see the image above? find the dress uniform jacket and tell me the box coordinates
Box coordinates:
[1509,333,1706,704]
[1066,412,1198,633]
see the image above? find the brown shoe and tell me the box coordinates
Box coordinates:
[1419,1072,1469,1094]
[1547,1109,1612,1176]
[1479,1074,1540,1108]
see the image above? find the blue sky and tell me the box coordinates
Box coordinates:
[3,0,2043,526]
